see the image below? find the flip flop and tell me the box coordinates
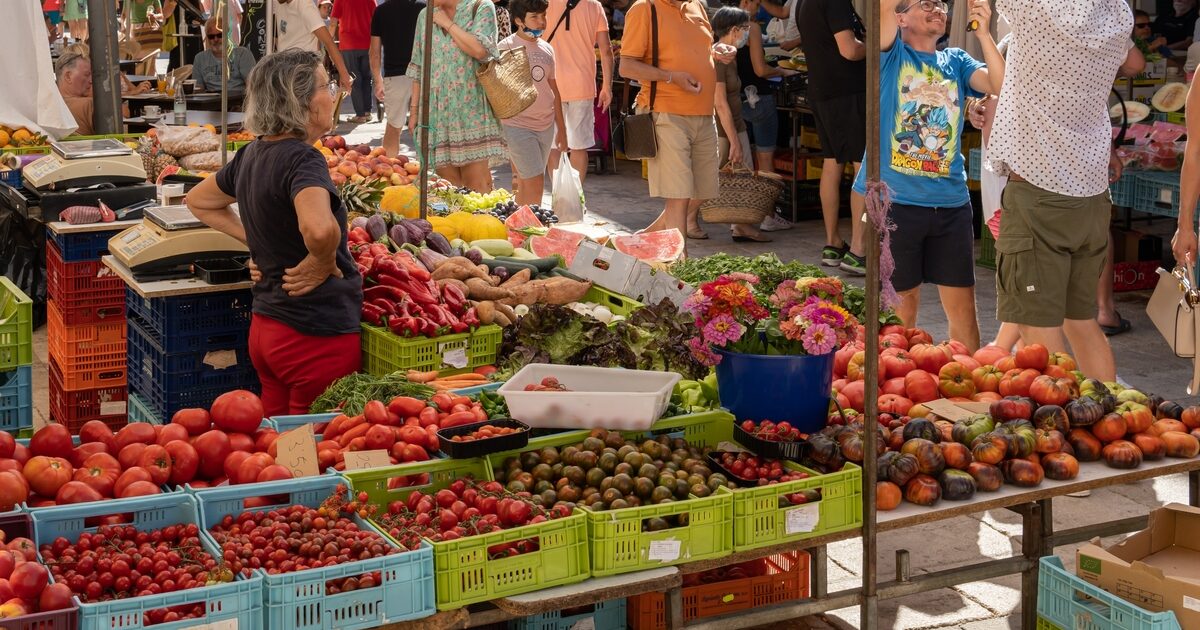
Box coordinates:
[1100,313,1132,336]
[732,233,772,243]
[686,229,709,240]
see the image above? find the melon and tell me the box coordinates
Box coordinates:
[1152,82,1188,113]
[1110,100,1150,124]
[528,228,587,266]
[504,205,544,247]
[611,229,686,265]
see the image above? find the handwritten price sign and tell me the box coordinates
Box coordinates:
[275,424,320,478]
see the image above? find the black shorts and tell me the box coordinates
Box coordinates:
[810,92,867,164]
[888,201,976,291]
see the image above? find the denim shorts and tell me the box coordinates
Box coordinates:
[741,93,779,153]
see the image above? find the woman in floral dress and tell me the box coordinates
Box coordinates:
[408,0,507,192]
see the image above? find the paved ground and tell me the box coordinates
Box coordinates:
[30,115,1195,629]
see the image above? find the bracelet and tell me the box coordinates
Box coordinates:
[665,73,672,84]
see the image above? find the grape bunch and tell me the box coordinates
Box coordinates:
[490,202,559,224]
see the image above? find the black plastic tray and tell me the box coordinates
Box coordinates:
[193,258,250,284]
[733,421,810,461]
[437,418,530,459]
[706,451,771,488]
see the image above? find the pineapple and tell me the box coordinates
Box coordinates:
[136,136,177,180]
[338,176,387,214]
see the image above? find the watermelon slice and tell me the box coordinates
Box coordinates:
[611,229,685,265]
[529,228,587,266]
[504,205,544,247]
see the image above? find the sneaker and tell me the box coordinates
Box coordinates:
[760,214,794,232]
[840,252,866,276]
[821,244,848,266]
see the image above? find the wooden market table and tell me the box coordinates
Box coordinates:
[373,457,1200,630]
[101,255,252,298]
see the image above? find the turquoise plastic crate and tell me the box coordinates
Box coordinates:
[268,412,340,434]
[509,598,627,630]
[126,391,161,424]
[449,382,502,396]
[1131,171,1183,219]
[1038,556,1181,630]
[191,475,436,629]
[29,493,264,630]
[1111,174,1136,209]
[0,366,32,433]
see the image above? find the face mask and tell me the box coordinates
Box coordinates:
[735,30,749,48]
[523,27,544,37]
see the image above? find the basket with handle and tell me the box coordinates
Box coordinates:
[477,46,538,120]
[699,162,785,224]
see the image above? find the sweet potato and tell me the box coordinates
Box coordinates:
[540,277,591,305]
[494,302,517,322]
[436,277,470,296]
[431,262,475,282]
[475,300,496,325]
[501,268,531,288]
[465,277,512,301]
[493,310,513,326]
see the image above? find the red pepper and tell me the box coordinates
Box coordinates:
[394,251,432,281]
[368,243,390,258]
[441,283,466,313]
[449,320,469,333]
[349,227,371,243]
[356,263,369,277]
[374,256,411,280]
[388,316,421,337]
[364,284,408,302]
[361,303,387,326]
[370,298,398,316]
[402,279,440,307]
[418,318,439,337]
[461,307,479,327]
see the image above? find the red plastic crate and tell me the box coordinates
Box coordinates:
[46,302,126,391]
[627,551,810,630]
[0,512,78,629]
[48,357,128,433]
[45,242,125,325]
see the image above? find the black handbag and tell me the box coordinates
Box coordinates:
[618,1,659,160]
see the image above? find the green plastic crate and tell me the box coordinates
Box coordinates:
[1037,618,1062,630]
[343,458,591,611]
[0,277,33,370]
[583,285,643,317]
[730,462,861,552]
[628,410,735,448]
[361,323,503,376]
[978,225,996,270]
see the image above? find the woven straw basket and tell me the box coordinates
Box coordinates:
[699,162,785,224]
[477,47,538,120]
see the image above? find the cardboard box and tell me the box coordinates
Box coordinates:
[921,399,992,422]
[1112,227,1164,264]
[568,240,648,297]
[1076,503,1200,629]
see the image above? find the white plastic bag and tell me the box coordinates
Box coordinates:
[551,153,585,224]
[979,142,1005,239]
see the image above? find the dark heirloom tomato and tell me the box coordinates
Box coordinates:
[1102,440,1143,469]
[967,462,1003,491]
[904,474,941,506]
[1041,452,1079,481]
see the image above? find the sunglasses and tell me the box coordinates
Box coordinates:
[206,33,223,40]
[899,0,948,14]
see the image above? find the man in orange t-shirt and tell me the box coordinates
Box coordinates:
[620,0,734,251]
[542,0,613,185]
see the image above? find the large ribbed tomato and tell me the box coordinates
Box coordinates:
[209,391,265,434]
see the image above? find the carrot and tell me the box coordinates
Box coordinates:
[439,373,487,383]
[406,369,440,383]
[338,422,370,447]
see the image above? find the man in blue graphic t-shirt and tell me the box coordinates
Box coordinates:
[853,0,1004,352]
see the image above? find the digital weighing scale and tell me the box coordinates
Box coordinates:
[22,139,147,191]
[109,205,248,279]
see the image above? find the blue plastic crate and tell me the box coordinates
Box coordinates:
[0,170,20,189]
[0,366,32,434]
[127,317,253,380]
[29,493,265,630]
[1111,174,1136,209]
[1038,556,1181,630]
[450,383,502,396]
[191,475,436,630]
[968,147,981,181]
[126,319,258,419]
[1131,171,1184,219]
[48,228,124,262]
[509,599,627,630]
[125,287,253,354]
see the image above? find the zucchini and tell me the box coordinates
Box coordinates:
[494,255,561,274]
[470,238,515,257]
[506,247,539,260]
[483,259,539,277]
[469,246,494,260]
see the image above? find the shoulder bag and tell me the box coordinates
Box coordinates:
[1147,259,1200,395]
[617,0,659,160]
[474,1,539,119]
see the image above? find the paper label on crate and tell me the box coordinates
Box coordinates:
[1185,595,1200,612]
[569,617,595,630]
[785,504,820,535]
[441,347,468,369]
[100,401,127,416]
[344,450,392,470]
[647,539,681,562]
[202,349,238,370]
[180,619,237,630]
[275,424,320,478]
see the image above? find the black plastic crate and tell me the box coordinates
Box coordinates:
[733,422,810,461]
[437,419,530,458]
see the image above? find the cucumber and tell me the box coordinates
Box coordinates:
[506,247,539,260]
[483,259,539,277]
[495,255,561,274]
[470,238,515,257]
[469,246,494,260]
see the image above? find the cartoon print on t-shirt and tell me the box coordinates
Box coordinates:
[891,61,960,178]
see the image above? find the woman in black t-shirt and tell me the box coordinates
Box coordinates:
[187,49,363,416]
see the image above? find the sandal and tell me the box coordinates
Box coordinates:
[732,232,772,243]
[686,228,709,240]
[1100,313,1132,336]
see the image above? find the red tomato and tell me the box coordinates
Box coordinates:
[117,443,147,470]
[74,452,120,497]
[193,430,232,479]
[113,467,153,496]
[0,472,26,512]
[156,423,189,446]
[9,445,28,466]
[55,480,103,505]
[223,451,252,481]
[38,583,73,612]
[23,456,73,497]
[6,539,33,562]
[255,465,293,483]
[164,440,199,486]
[0,434,12,459]
[210,390,265,434]
[170,408,211,436]
[254,430,280,454]
[117,480,160,498]
[70,442,108,468]
[364,425,396,451]
[235,453,273,485]
[227,432,254,453]
[0,552,14,580]
[115,423,156,451]
[77,420,115,450]
[28,424,73,459]
[9,562,46,601]
[1015,343,1050,371]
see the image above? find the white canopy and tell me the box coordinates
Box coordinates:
[0,2,79,138]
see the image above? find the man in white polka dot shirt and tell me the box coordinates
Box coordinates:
[986,0,1134,382]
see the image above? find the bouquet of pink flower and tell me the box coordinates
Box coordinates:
[684,273,858,366]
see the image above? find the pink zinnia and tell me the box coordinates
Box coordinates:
[703,314,744,346]
[687,337,721,366]
[802,323,837,356]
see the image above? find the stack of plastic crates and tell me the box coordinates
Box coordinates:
[45,230,131,432]
[125,287,259,422]
[0,278,33,435]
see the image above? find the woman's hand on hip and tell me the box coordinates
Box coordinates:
[282,254,342,297]
[247,258,263,284]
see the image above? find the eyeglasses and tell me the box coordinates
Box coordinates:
[206,33,222,40]
[326,80,341,97]
[899,0,948,14]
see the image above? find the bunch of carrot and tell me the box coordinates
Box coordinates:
[405,368,495,391]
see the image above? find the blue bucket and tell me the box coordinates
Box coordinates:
[714,348,834,433]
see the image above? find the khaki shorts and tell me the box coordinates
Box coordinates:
[562,100,595,150]
[647,112,720,201]
[383,76,414,130]
[995,180,1111,327]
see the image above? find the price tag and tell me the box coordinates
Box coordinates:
[180,619,238,630]
[275,424,319,478]
[343,450,392,471]
[647,539,681,562]
[442,347,468,369]
[203,349,239,370]
[923,399,974,422]
[100,401,127,416]
[785,503,820,535]
[569,617,596,630]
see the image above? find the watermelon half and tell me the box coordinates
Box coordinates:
[611,229,685,265]
[528,228,587,266]
[504,205,544,247]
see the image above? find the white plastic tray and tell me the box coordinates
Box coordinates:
[497,364,682,430]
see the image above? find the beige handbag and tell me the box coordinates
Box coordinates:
[476,46,538,120]
[1147,262,1200,394]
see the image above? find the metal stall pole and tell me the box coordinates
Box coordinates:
[416,3,435,220]
[219,0,230,165]
[861,0,883,626]
[86,0,122,134]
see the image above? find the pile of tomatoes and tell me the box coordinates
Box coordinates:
[738,420,805,444]
[522,377,569,392]
[448,424,524,443]
[0,531,71,620]
[207,485,399,595]
[375,478,570,554]
[38,522,229,624]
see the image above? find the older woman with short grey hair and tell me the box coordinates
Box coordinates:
[187,50,363,417]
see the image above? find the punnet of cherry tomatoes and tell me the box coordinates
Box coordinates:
[522,377,570,392]
[205,484,402,595]
[707,451,823,507]
[739,420,807,443]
